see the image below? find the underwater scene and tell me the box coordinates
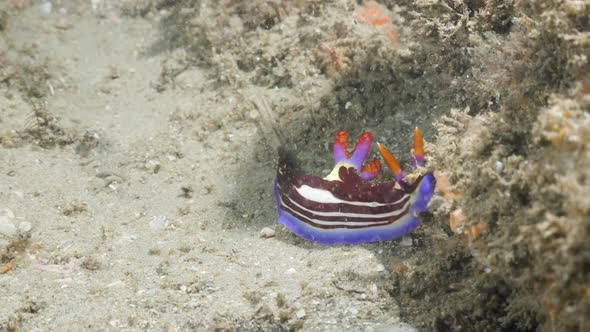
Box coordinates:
[0,0,588,331]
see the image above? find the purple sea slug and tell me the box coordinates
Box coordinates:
[274,128,436,245]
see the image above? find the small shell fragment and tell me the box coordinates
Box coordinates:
[145,160,161,173]
[18,222,32,233]
[295,308,306,319]
[149,215,168,230]
[495,161,504,174]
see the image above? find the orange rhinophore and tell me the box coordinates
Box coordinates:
[413,127,425,166]
[377,143,404,181]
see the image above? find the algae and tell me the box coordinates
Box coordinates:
[161,0,588,329]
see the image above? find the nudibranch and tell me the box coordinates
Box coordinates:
[274,128,436,245]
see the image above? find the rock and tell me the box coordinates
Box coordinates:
[55,17,73,30]
[399,236,413,247]
[0,216,17,238]
[144,159,161,174]
[38,1,52,15]
[259,227,275,238]
[75,131,100,157]
[0,208,15,219]
[18,222,32,233]
[149,215,168,230]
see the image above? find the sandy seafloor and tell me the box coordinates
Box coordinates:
[0,2,417,331]
[2,0,589,331]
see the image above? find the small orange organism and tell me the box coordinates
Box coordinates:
[449,208,467,234]
[449,208,489,243]
[356,1,398,45]
[434,171,461,200]
[0,262,16,274]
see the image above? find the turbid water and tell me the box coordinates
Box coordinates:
[1,1,588,331]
